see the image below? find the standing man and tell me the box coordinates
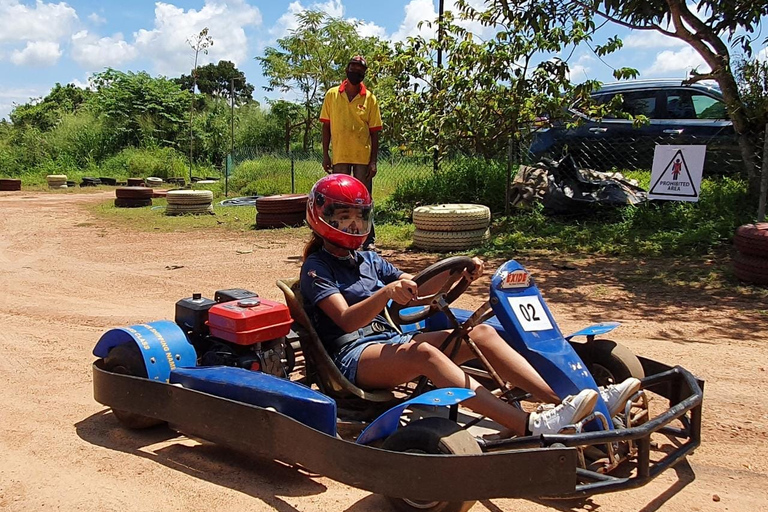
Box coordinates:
[320,55,382,251]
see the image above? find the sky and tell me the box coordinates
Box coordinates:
[0,0,765,121]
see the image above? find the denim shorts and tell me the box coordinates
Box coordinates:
[333,331,416,386]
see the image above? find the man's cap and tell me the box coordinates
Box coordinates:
[348,55,367,70]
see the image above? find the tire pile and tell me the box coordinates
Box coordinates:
[146,177,163,188]
[255,194,308,229]
[127,177,145,187]
[0,178,21,191]
[46,174,68,189]
[80,177,101,187]
[166,190,214,215]
[115,186,153,208]
[733,223,768,285]
[412,204,491,252]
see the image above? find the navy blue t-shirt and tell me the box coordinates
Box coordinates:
[300,249,403,348]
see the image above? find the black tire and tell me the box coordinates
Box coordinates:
[382,417,481,512]
[103,343,164,429]
[115,186,153,199]
[570,338,644,387]
[114,198,152,208]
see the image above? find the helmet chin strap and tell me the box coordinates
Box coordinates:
[322,239,355,258]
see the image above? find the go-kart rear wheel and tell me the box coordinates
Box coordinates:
[571,339,644,387]
[103,343,165,429]
[381,417,481,512]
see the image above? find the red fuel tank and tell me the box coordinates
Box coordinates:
[206,298,292,345]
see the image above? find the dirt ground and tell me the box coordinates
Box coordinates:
[1,190,767,512]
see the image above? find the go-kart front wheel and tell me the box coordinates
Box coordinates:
[382,417,481,512]
[103,343,165,429]
[571,338,644,387]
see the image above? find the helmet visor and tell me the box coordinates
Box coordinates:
[322,200,372,236]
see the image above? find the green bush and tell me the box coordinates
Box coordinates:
[382,156,508,216]
[100,147,187,179]
[488,174,754,257]
[43,112,116,167]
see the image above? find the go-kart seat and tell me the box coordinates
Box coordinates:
[276,278,395,403]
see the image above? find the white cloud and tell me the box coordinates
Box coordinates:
[391,0,436,42]
[624,31,686,50]
[71,30,137,69]
[10,41,61,66]
[134,0,262,76]
[0,85,49,121]
[354,20,387,39]
[88,12,106,25]
[567,54,595,81]
[270,0,345,39]
[645,46,708,76]
[0,0,78,43]
[758,47,768,62]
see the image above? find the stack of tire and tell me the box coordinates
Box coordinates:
[127,177,145,187]
[115,187,153,208]
[166,190,214,216]
[0,178,21,191]
[733,223,768,286]
[46,174,68,189]
[255,194,308,229]
[146,177,163,188]
[80,177,102,187]
[412,204,491,252]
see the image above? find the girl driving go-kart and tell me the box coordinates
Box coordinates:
[299,174,640,437]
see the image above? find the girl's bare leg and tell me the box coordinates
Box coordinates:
[356,341,529,434]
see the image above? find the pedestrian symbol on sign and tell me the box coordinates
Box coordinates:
[672,158,682,180]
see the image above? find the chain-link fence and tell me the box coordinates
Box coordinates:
[226,147,438,200]
[226,127,767,219]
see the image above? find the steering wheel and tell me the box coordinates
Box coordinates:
[389,256,476,326]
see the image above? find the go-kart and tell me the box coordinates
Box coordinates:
[92,257,703,512]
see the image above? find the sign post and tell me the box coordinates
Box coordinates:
[648,145,706,202]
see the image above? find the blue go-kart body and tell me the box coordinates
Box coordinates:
[91,259,703,504]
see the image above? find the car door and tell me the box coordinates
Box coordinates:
[658,88,737,173]
[566,89,663,170]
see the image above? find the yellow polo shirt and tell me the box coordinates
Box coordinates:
[319,81,383,165]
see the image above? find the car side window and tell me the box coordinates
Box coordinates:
[691,93,728,119]
[597,92,656,119]
[665,91,697,119]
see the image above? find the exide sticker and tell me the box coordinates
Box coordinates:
[501,270,530,289]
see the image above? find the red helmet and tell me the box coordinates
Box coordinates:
[307,174,372,250]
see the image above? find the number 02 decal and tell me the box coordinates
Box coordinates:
[507,296,553,332]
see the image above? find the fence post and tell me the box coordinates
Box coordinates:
[759,124,768,222]
[225,153,231,198]
[506,137,513,216]
[291,152,296,194]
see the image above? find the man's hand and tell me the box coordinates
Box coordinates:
[367,161,377,180]
[386,279,418,305]
[323,154,333,173]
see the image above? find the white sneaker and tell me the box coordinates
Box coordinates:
[599,377,641,417]
[529,389,598,436]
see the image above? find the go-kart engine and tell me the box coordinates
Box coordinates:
[175,289,293,377]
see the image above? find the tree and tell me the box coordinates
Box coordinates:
[175,60,255,104]
[10,83,92,131]
[257,10,390,151]
[187,27,214,176]
[469,0,768,194]
[384,8,632,160]
[89,68,190,148]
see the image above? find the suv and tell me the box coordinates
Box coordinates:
[528,79,739,172]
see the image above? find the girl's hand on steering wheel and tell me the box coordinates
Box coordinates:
[387,279,418,305]
[468,257,484,282]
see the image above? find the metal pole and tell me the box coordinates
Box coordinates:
[759,123,768,222]
[229,78,235,198]
[291,154,296,194]
[432,0,444,174]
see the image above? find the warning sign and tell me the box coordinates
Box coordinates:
[649,145,705,202]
